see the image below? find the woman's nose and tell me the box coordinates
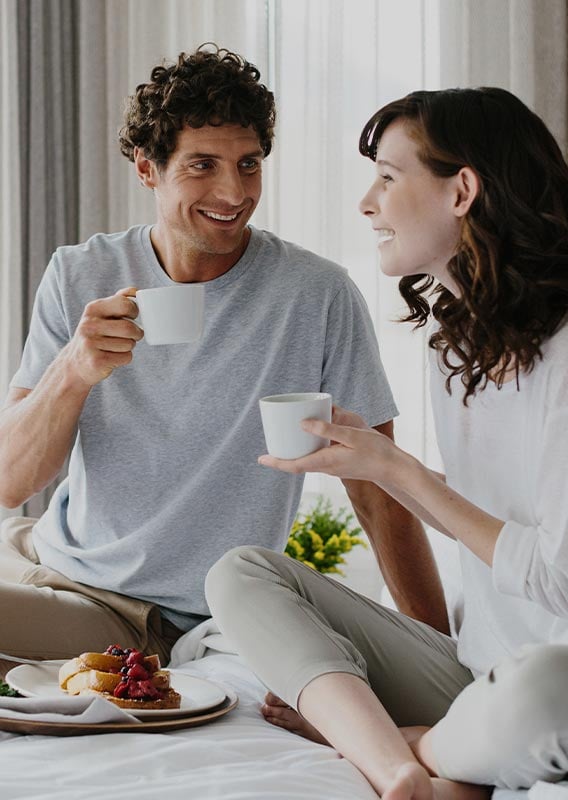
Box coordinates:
[359,182,379,217]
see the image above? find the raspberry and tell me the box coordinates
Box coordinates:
[113,681,130,698]
[126,650,145,667]
[126,663,149,681]
[128,680,162,700]
[105,644,122,655]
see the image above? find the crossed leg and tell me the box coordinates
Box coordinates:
[261,674,489,800]
[206,546,481,798]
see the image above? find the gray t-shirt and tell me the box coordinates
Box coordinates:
[12,224,397,629]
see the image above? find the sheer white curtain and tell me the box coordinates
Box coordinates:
[439,0,567,154]
[271,0,444,505]
[0,0,22,398]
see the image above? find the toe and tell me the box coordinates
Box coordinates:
[262,703,292,721]
[264,691,289,707]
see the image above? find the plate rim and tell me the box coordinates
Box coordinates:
[5,662,227,718]
[0,689,239,735]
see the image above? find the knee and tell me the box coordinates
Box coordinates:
[494,645,568,737]
[512,645,568,719]
[205,545,275,618]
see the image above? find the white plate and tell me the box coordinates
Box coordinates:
[6,663,226,719]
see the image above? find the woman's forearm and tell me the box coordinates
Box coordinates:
[386,454,504,567]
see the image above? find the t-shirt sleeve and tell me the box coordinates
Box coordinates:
[10,254,71,390]
[320,279,398,426]
[492,363,568,616]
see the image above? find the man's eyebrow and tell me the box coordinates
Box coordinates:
[377,159,403,171]
[181,149,265,162]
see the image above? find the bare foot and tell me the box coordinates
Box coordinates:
[400,727,491,800]
[382,763,434,800]
[261,692,330,745]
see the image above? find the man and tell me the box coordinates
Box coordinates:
[0,45,446,670]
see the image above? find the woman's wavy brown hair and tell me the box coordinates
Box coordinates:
[360,88,568,402]
[119,43,275,168]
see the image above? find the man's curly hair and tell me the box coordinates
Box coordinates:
[360,87,568,404]
[119,44,275,167]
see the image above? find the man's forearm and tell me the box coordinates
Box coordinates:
[0,348,90,508]
[343,478,450,635]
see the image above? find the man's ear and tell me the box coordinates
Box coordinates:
[453,167,479,218]
[134,146,158,189]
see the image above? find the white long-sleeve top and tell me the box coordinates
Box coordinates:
[430,321,568,676]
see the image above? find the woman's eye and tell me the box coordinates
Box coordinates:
[381,173,393,183]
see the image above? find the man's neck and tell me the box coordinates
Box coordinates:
[149,225,251,283]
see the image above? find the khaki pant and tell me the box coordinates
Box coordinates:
[206,545,568,790]
[0,517,183,667]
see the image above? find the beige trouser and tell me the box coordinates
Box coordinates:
[0,517,184,668]
[206,545,568,790]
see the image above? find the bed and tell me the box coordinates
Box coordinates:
[0,639,379,799]
[0,605,564,799]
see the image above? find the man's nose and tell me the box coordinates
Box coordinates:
[213,167,246,206]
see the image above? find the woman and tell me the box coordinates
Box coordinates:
[206,87,568,800]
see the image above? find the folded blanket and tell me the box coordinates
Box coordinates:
[168,618,236,666]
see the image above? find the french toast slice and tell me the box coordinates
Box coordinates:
[82,687,182,710]
[59,652,161,689]
[78,652,160,673]
[65,668,170,696]
[58,657,84,690]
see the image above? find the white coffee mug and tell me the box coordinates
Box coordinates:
[131,285,204,345]
[259,393,332,460]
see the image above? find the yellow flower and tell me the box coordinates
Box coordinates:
[287,496,367,575]
[286,538,304,557]
[308,530,324,549]
[351,536,368,549]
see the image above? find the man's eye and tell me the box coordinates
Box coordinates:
[240,159,260,171]
[191,162,213,171]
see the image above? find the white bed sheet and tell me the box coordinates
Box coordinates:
[0,645,565,800]
[0,653,378,800]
